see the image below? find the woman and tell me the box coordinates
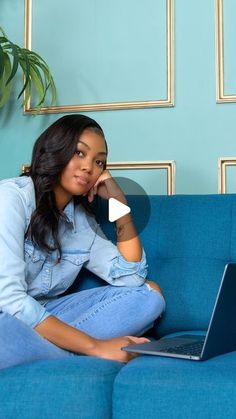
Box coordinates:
[0,114,165,369]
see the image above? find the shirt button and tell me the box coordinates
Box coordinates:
[45,269,50,273]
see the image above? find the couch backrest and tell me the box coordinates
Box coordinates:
[75,194,236,337]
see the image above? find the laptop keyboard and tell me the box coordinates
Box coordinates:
[159,340,205,356]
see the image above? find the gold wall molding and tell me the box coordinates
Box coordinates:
[218,157,236,193]
[215,0,236,103]
[24,0,174,114]
[22,160,176,195]
[107,161,175,195]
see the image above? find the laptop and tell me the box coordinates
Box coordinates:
[122,263,236,361]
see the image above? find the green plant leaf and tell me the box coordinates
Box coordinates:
[23,48,50,68]
[23,77,31,107]
[0,28,57,110]
[29,62,46,106]
[18,58,31,106]
[25,53,57,106]
[19,52,53,107]
[0,37,9,44]
[0,53,12,107]
[5,42,19,85]
[29,54,56,105]
[0,43,5,80]
[0,27,7,37]
[17,48,31,99]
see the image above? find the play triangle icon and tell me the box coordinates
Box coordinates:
[108,198,131,222]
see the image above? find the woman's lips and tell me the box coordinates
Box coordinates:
[75,176,89,186]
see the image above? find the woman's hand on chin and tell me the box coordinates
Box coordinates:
[86,170,125,203]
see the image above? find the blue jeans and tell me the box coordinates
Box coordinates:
[0,284,165,370]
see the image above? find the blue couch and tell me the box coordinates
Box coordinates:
[1,194,236,419]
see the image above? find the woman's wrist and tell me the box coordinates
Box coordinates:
[85,338,108,358]
[103,178,126,202]
[83,337,100,356]
[112,192,125,199]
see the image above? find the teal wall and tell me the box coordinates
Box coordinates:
[1,0,236,194]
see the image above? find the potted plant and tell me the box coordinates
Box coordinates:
[0,27,56,110]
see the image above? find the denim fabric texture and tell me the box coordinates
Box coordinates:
[0,285,165,370]
[0,177,148,328]
[0,312,73,371]
[45,284,165,339]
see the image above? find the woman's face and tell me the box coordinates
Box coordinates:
[54,128,107,209]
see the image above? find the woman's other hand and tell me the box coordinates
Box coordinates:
[90,335,150,363]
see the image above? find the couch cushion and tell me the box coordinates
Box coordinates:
[0,357,122,419]
[146,194,236,336]
[151,256,226,336]
[113,350,236,419]
[97,194,236,336]
[69,194,236,336]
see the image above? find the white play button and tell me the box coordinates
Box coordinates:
[108,198,131,222]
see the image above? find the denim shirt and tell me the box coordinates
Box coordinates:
[0,177,148,328]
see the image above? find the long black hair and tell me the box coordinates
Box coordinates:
[25,114,107,255]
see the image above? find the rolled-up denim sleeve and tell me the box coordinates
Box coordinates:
[0,184,51,328]
[84,221,148,287]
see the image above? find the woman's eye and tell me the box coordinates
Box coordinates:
[96,160,105,167]
[75,150,84,157]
